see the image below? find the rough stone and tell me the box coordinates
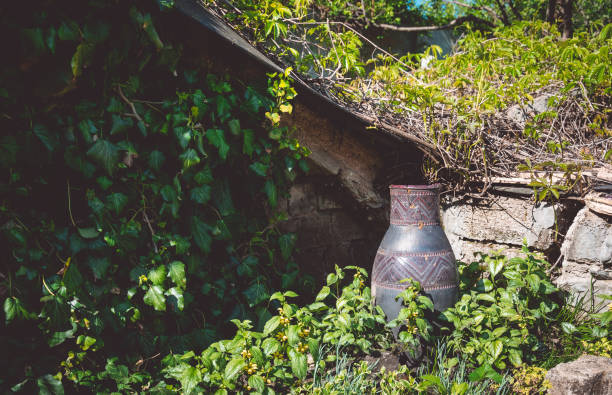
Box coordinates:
[446,231,525,262]
[546,355,612,395]
[442,197,558,250]
[561,207,612,266]
[556,207,612,310]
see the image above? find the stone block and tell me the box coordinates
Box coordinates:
[288,183,318,216]
[546,355,612,395]
[561,207,612,265]
[442,197,558,250]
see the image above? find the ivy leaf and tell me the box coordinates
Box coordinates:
[36,374,64,395]
[194,167,213,184]
[278,233,296,260]
[106,193,128,214]
[166,287,185,311]
[561,322,577,334]
[508,349,523,367]
[264,179,277,207]
[4,297,32,324]
[206,129,229,160]
[71,42,95,78]
[168,261,186,289]
[77,227,100,239]
[224,357,245,382]
[88,257,110,279]
[143,285,166,311]
[148,150,165,171]
[190,185,211,204]
[249,162,268,177]
[148,265,167,286]
[243,282,269,307]
[87,139,119,175]
[191,216,212,254]
[227,119,240,135]
[180,148,200,169]
[243,129,254,156]
[110,115,133,135]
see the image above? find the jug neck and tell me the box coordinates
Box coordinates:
[389,185,441,226]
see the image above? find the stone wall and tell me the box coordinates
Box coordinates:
[441,194,612,309]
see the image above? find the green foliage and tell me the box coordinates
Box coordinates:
[0,0,310,391]
[158,266,388,393]
[443,244,561,370]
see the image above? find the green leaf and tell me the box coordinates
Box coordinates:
[71,42,95,78]
[248,375,265,393]
[191,217,212,254]
[249,162,268,177]
[110,114,133,135]
[194,167,213,184]
[262,338,280,356]
[417,295,435,311]
[166,363,201,395]
[180,148,200,168]
[143,285,166,311]
[227,119,240,135]
[264,179,277,207]
[168,261,186,288]
[508,349,523,367]
[477,278,494,292]
[36,374,64,395]
[278,233,296,260]
[561,322,577,334]
[243,282,269,307]
[224,357,245,382]
[87,139,119,175]
[243,129,254,156]
[4,297,31,324]
[166,287,185,311]
[190,185,211,204]
[288,325,300,346]
[206,129,230,160]
[148,265,166,286]
[106,192,128,214]
[526,274,541,292]
[149,150,165,171]
[488,259,504,278]
[288,348,307,380]
[316,286,330,302]
[77,227,100,239]
[263,316,281,336]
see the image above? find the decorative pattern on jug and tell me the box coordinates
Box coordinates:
[372,184,459,321]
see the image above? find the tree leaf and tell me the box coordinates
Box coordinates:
[166,287,185,311]
[243,129,254,156]
[264,179,277,207]
[227,119,240,135]
[143,285,166,311]
[87,139,119,175]
[148,265,167,286]
[180,148,200,169]
[316,286,330,302]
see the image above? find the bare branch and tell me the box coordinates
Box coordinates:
[373,15,495,32]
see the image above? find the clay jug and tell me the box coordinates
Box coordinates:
[372,184,458,323]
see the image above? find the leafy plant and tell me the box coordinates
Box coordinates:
[443,244,561,370]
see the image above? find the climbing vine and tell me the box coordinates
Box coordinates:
[0,0,309,391]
